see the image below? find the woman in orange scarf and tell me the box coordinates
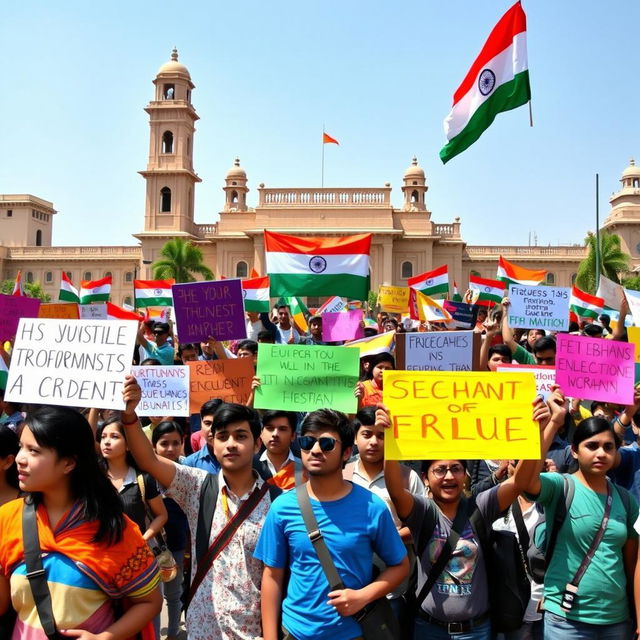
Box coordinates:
[0,403,161,640]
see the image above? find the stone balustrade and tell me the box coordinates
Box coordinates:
[466,245,586,257]
[258,187,390,207]
[8,246,141,258]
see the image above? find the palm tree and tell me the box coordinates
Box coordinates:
[152,238,214,283]
[576,232,630,294]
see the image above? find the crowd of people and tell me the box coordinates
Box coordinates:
[0,294,640,640]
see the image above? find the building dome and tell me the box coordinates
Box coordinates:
[157,48,191,79]
[226,157,246,180]
[622,158,640,179]
[404,156,425,180]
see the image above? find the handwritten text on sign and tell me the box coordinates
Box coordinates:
[378,286,410,313]
[402,331,473,371]
[5,318,137,410]
[383,370,540,460]
[497,364,556,400]
[508,284,570,331]
[187,358,254,414]
[131,365,190,417]
[172,279,247,343]
[555,333,635,405]
[254,343,359,413]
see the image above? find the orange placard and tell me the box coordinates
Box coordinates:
[187,358,254,414]
[38,303,80,319]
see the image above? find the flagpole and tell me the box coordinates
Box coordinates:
[595,173,601,289]
[528,100,533,127]
[321,122,325,188]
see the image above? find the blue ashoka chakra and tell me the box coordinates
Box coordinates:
[309,256,328,273]
[242,289,247,298]
[478,69,496,96]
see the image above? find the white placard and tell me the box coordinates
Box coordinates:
[597,276,624,311]
[497,364,556,400]
[131,365,190,417]
[80,304,108,319]
[508,284,570,331]
[625,288,640,326]
[404,330,473,371]
[5,318,137,410]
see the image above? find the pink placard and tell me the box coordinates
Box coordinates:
[322,310,364,342]
[555,333,635,405]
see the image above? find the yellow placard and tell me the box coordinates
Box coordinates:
[38,303,80,319]
[627,326,640,365]
[378,286,410,313]
[383,370,541,460]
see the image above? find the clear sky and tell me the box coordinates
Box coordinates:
[2,0,638,248]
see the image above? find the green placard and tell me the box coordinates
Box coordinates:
[254,343,360,413]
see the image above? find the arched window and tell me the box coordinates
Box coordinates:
[163,84,175,99]
[45,271,53,283]
[545,272,555,285]
[35,229,42,246]
[411,190,419,203]
[26,272,33,284]
[401,261,413,279]
[83,271,92,281]
[160,187,171,212]
[231,190,238,204]
[123,296,132,306]
[236,261,248,278]
[187,136,191,155]
[162,131,174,154]
[634,178,640,188]
[104,271,112,278]
[124,272,133,283]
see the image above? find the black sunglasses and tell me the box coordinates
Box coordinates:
[298,435,340,452]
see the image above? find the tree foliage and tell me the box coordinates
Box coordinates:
[151,238,214,283]
[575,232,630,294]
[1,279,51,301]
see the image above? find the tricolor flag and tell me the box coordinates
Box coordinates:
[451,281,463,302]
[440,1,531,164]
[0,356,8,390]
[106,303,143,322]
[408,265,449,299]
[242,276,270,313]
[278,296,309,334]
[11,271,24,297]
[414,290,453,323]
[570,286,604,320]
[265,231,372,300]
[323,132,339,145]
[80,276,112,304]
[59,271,80,303]
[344,330,395,357]
[134,279,174,309]
[469,274,505,307]
[497,256,546,286]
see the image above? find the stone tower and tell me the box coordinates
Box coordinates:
[401,156,427,211]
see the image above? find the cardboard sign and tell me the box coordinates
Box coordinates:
[5,318,137,410]
[38,303,80,319]
[378,286,410,313]
[597,276,624,311]
[442,301,478,330]
[396,331,478,371]
[555,333,635,405]
[80,304,107,319]
[254,343,359,413]
[173,280,246,343]
[507,284,570,331]
[383,370,540,460]
[0,294,41,341]
[497,364,556,400]
[625,288,640,327]
[322,310,364,342]
[131,365,190,417]
[318,296,346,314]
[187,358,254,413]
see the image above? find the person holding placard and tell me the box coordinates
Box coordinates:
[275,305,301,344]
[300,315,326,346]
[137,321,175,366]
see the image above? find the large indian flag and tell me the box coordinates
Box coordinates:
[570,286,604,320]
[265,231,372,300]
[242,276,270,313]
[440,2,531,164]
[80,276,112,304]
[59,271,80,303]
[408,265,449,298]
[497,256,546,286]
[134,279,174,308]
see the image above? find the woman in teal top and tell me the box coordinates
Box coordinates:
[516,405,638,640]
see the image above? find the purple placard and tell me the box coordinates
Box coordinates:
[172,279,247,343]
[322,309,364,342]
[555,333,635,405]
[0,294,41,341]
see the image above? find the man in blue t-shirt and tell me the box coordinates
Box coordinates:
[254,408,408,640]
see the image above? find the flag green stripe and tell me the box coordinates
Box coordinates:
[440,70,531,164]
[570,304,599,319]
[134,296,172,308]
[478,292,503,304]
[59,290,80,303]
[270,273,368,300]
[244,299,270,313]
[80,293,110,304]
[419,283,449,297]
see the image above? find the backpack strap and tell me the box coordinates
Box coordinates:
[414,499,439,561]
[136,473,146,503]
[195,473,219,565]
[544,473,574,570]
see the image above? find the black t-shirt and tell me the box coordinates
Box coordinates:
[119,470,159,534]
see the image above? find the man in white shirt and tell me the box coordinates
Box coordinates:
[275,305,300,344]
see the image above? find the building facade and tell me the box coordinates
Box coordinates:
[1,50,638,306]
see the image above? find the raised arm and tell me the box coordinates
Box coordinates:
[479,319,501,371]
[612,297,629,342]
[500,298,519,355]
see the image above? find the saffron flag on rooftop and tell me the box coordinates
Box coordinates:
[265,230,372,300]
[241,276,270,313]
[469,274,505,306]
[134,279,174,308]
[323,132,339,145]
[440,1,531,164]
[408,265,449,299]
[59,271,80,303]
[497,256,546,286]
[80,276,112,304]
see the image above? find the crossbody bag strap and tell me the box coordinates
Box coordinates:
[185,480,269,610]
[296,484,344,590]
[511,498,532,577]
[22,501,60,640]
[414,498,468,610]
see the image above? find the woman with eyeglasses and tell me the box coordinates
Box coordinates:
[379,396,554,640]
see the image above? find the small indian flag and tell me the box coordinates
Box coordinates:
[408,265,449,299]
[279,296,309,333]
[414,290,453,323]
[497,256,546,287]
[59,271,80,303]
[469,274,505,306]
[451,281,463,302]
[265,230,372,300]
[80,276,112,304]
[107,302,143,322]
[134,279,174,308]
[570,286,604,320]
[344,330,395,357]
[242,276,270,313]
[0,357,8,390]
[440,1,531,164]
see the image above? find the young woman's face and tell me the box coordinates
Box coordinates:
[426,460,466,503]
[99,424,127,461]
[572,431,617,475]
[154,431,183,462]
[372,361,394,384]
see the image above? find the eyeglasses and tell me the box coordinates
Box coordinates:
[298,436,341,452]
[430,464,465,479]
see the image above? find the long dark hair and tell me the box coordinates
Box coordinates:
[572,416,621,450]
[0,425,19,490]
[364,353,395,381]
[26,406,124,544]
[97,415,139,471]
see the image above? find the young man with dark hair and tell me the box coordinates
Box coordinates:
[255,409,300,490]
[255,408,409,640]
[257,329,275,344]
[184,399,222,471]
[276,305,300,344]
[237,339,259,365]
[301,315,326,346]
[136,320,175,365]
[121,382,275,640]
[178,342,200,363]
